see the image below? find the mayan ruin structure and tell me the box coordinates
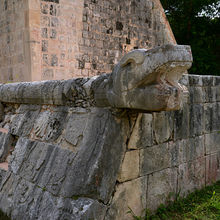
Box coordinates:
[0,1,219,220]
[0,0,175,82]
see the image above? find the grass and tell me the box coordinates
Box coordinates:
[129,181,220,220]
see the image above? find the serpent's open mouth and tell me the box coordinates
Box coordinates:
[94,44,193,111]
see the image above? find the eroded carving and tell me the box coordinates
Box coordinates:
[93,44,193,111]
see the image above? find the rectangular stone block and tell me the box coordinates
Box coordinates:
[202,76,214,86]
[184,136,205,162]
[140,143,170,175]
[106,177,148,220]
[204,103,220,133]
[128,113,153,149]
[216,87,220,102]
[147,168,177,211]
[214,77,220,86]
[203,86,216,103]
[153,111,173,144]
[188,75,203,87]
[117,150,140,182]
[174,103,189,140]
[169,139,187,166]
[204,103,214,133]
[206,152,220,185]
[189,86,204,103]
[64,111,91,147]
[205,132,220,155]
[189,104,204,137]
[177,157,205,196]
[213,103,220,131]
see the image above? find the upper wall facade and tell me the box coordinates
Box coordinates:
[0,0,31,83]
[0,0,175,82]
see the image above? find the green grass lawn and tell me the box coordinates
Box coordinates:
[130,181,220,220]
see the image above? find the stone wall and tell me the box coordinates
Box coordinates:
[0,0,31,83]
[0,73,219,220]
[0,0,175,82]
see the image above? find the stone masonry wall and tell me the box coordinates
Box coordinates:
[0,0,31,83]
[0,0,175,82]
[0,74,219,220]
[78,0,175,76]
[109,74,220,219]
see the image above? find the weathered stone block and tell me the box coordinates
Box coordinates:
[0,173,107,220]
[64,110,91,147]
[147,168,177,211]
[9,109,40,137]
[117,150,140,182]
[215,87,220,102]
[9,138,54,178]
[213,103,220,131]
[189,87,204,103]
[206,152,220,185]
[188,75,203,87]
[186,136,205,161]
[0,132,13,162]
[128,113,153,149]
[203,86,216,103]
[204,103,220,133]
[214,77,220,86]
[33,110,68,142]
[38,146,76,196]
[153,111,173,144]
[177,158,205,196]
[169,137,204,165]
[205,132,220,155]
[202,76,214,86]
[189,104,204,137]
[174,103,189,140]
[60,108,128,203]
[106,177,148,220]
[140,143,170,175]
[204,103,214,133]
[168,140,186,166]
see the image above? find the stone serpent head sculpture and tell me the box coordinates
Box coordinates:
[93,44,193,111]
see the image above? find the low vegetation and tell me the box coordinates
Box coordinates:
[130,181,220,220]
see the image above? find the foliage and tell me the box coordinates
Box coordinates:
[160,0,220,76]
[130,181,220,219]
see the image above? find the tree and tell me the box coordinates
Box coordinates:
[161,0,220,75]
